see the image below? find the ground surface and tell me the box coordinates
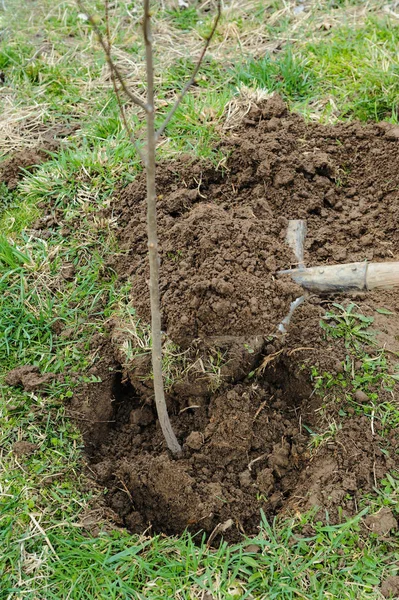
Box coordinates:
[71,96,399,541]
[1,0,399,598]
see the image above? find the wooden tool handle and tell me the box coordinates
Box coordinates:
[281,262,399,293]
[367,263,399,290]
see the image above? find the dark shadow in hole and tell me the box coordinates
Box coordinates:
[111,370,141,428]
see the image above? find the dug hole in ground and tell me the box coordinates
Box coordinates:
[66,95,399,542]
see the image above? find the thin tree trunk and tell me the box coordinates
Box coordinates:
[143,0,182,455]
[79,0,220,455]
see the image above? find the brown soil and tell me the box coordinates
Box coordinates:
[12,441,38,457]
[5,365,55,392]
[381,576,399,599]
[365,507,398,537]
[69,96,399,540]
[0,149,47,189]
[109,94,399,345]
[0,124,77,189]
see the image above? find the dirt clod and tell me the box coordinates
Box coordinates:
[365,507,398,537]
[12,441,38,456]
[5,365,55,392]
[381,576,399,599]
[61,263,76,281]
[0,149,46,189]
[354,390,369,403]
[185,431,204,450]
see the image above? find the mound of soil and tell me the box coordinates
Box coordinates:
[109,94,399,345]
[74,96,399,540]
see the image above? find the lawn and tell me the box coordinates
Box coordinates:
[1,0,399,598]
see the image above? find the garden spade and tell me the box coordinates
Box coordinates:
[278,219,399,333]
[281,219,399,293]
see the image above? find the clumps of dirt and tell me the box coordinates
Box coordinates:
[0,149,48,189]
[12,441,38,457]
[365,507,398,537]
[5,365,55,392]
[381,576,399,599]
[110,94,399,347]
[79,348,318,539]
[74,95,399,540]
[77,344,396,541]
[112,175,300,346]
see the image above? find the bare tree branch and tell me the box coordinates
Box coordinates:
[77,0,149,113]
[143,0,182,455]
[104,0,145,163]
[155,0,221,142]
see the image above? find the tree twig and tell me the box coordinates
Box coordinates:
[104,0,145,163]
[77,0,149,112]
[155,0,221,141]
[143,0,182,455]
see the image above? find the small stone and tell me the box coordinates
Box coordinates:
[244,544,261,553]
[185,431,203,450]
[354,390,369,403]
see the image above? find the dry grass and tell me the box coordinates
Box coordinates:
[0,102,50,157]
[0,0,394,155]
[222,84,273,129]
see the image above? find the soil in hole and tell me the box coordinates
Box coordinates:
[65,95,399,539]
[79,350,317,540]
[77,343,397,541]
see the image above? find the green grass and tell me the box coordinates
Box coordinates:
[234,17,399,122]
[1,0,399,598]
[311,303,399,442]
[2,510,398,599]
[304,18,399,121]
[235,49,318,104]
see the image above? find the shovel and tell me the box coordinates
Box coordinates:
[277,220,399,332]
